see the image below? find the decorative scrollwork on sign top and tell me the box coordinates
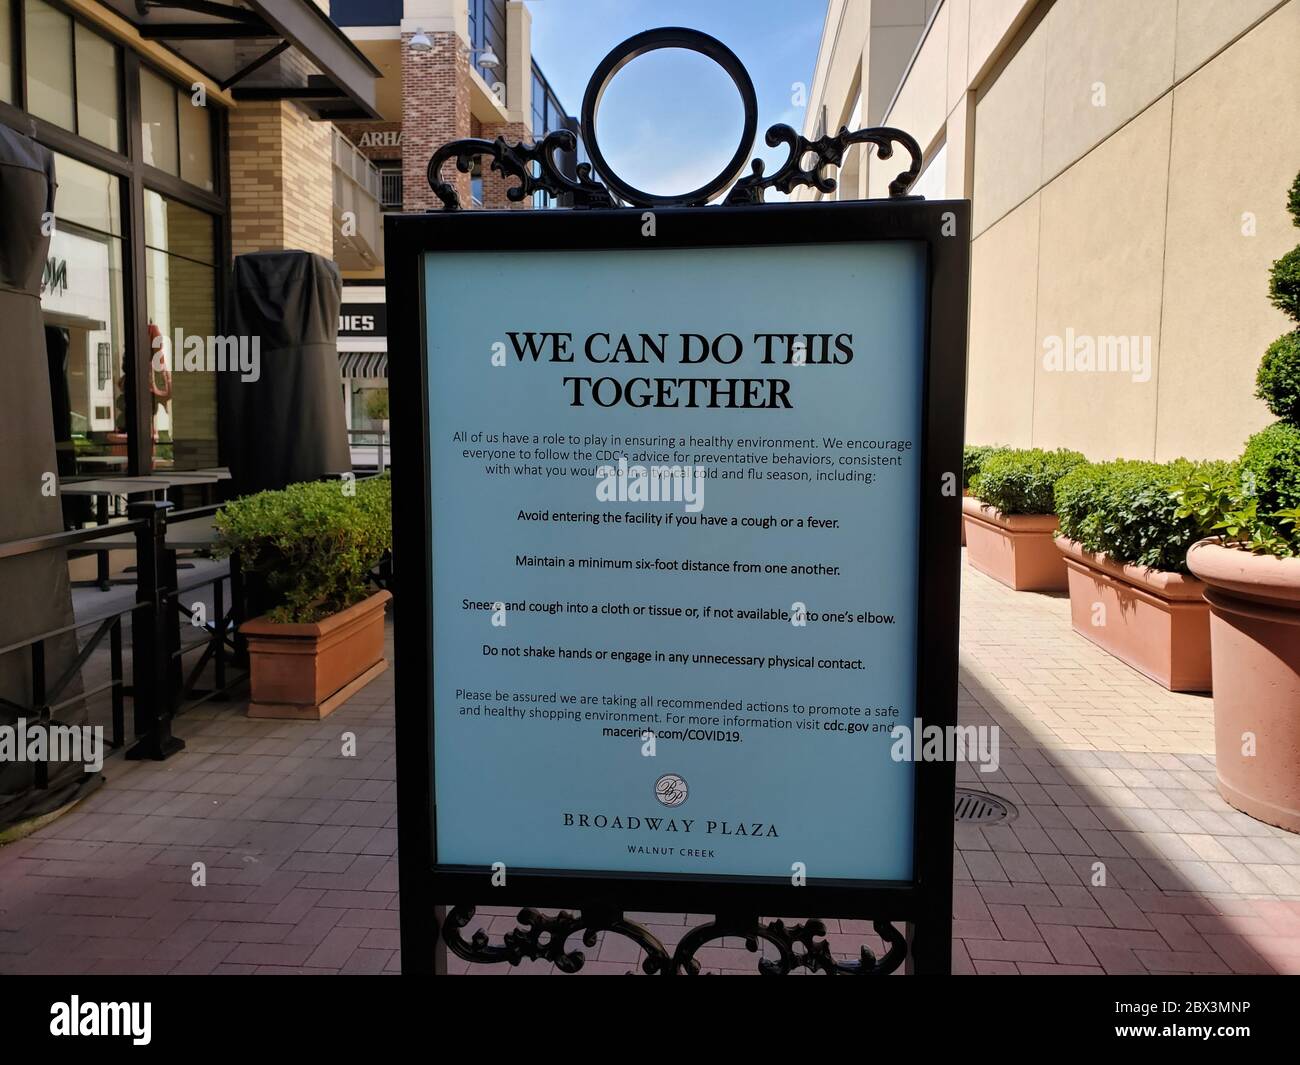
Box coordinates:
[425,123,924,211]
[427,129,615,211]
[424,26,924,210]
[726,124,924,205]
[440,905,908,975]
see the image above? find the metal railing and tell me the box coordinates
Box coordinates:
[332,127,383,201]
[0,473,392,796]
[380,169,402,211]
[0,503,247,771]
[347,428,390,471]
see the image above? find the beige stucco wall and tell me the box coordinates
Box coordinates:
[1156,2,1300,459]
[803,0,1300,462]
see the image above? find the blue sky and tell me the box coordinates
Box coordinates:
[526,0,825,199]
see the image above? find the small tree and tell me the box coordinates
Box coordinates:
[1241,170,1300,520]
[365,388,390,423]
[1175,170,1300,554]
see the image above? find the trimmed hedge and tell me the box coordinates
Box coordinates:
[215,474,391,624]
[1256,331,1300,421]
[970,448,1087,515]
[962,444,1009,491]
[1055,459,1236,573]
[1240,420,1300,514]
[1271,246,1300,321]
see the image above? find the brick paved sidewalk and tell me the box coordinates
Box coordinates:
[1,558,1298,974]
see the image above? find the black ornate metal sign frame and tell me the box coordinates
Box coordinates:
[388,28,966,976]
[427,27,923,212]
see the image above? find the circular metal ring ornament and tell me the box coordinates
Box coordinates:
[580,27,759,208]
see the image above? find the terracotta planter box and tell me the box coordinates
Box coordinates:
[1056,537,1210,692]
[961,496,1066,591]
[241,589,392,720]
[961,488,969,545]
[1187,541,1300,833]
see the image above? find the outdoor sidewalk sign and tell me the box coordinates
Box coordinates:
[386,27,969,976]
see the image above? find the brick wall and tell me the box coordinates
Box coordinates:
[478,120,531,209]
[227,101,333,257]
[402,31,471,211]
[282,103,333,254]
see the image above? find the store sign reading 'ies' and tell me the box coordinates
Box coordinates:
[339,303,387,338]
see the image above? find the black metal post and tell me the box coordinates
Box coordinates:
[213,577,226,692]
[229,552,248,668]
[96,493,111,590]
[31,641,47,790]
[126,501,185,761]
[110,618,124,749]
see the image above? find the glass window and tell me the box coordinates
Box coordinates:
[468,0,481,49]
[177,90,213,190]
[532,70,545,135]
[0,0,13,104]
[42,154,126,479]
[53,152,121,235]
[144,190,218,471]
[25,0,74,131]
[145,191,214,264]
[74,23,120,151]
[140,66,179,174]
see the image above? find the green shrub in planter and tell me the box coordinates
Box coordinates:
[1255,330,1300,421]
[215,475,392,624]
[1056,459,1236,574]
[962,444,1009,491]
[1171,467,1300,558]
[365,388,390,422]
[1270,246,1300,321]
[970,448,1087,515]
[1240,420,1300,514]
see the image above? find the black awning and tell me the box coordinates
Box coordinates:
[339,351,388,379]
[99,0,381,119]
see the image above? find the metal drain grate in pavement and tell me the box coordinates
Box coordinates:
[954,788,1016,825]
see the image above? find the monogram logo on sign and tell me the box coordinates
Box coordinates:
[655,773,688,808]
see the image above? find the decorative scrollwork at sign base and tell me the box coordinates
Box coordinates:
[725,124,923,205]
[426,124,923,212]
[427,129,615,211]
[440,906,907,975]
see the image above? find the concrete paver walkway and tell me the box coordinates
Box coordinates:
[1,557,1298,974]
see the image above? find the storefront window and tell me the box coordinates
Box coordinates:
[40,153,127,479]
[25,0,73,131]
[141,65,213,190]
[140,66,179,174]
[0,0,14,104]
[178,91,213,190]
[144,190,217,471]
[74,23,120,151]
[21,2,121,150]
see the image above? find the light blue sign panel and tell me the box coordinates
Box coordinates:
[426,241,926,881]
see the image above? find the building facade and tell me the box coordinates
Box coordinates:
[0,0,379,481]
[799,0,1300,461]
[326,0,579,442]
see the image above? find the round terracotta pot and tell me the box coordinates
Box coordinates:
[1186,539,1300,832]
